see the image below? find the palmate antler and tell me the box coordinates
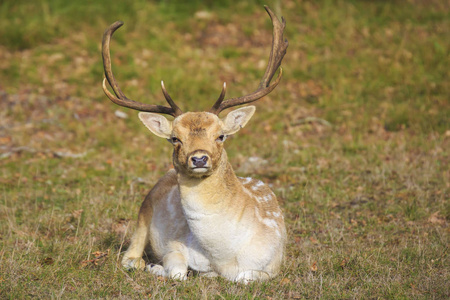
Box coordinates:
[101,6,287,117]
[209,6,288,115]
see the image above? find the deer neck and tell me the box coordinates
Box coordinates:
[177,150,240,215]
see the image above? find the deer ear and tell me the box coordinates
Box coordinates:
[138,112,173,139]
[222,106,256,135]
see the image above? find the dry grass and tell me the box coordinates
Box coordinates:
[0,0,448,298]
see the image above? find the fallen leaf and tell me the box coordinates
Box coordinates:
[92,249,109,258]
[429,211,445,225]
[80,249,110,267]
[280,278,290,285]
[340,258,348,269]
[310,261,317,272]
[80,260,90,268]
[72,209,83,219]
[41,257,54,265]
[112,219,130,237]
[0,136,12,144]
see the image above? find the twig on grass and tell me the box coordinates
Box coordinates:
[129,177,151,195]
[118,265,147,294]
[116,222,131,265]
[292,117,332,127]
[0,146,90,159]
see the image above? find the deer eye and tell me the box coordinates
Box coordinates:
[170,137,181,144]
[216,135,226,142]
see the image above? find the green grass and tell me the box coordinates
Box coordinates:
[1,0,449,298]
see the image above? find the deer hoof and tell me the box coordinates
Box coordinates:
[122,257,146,270]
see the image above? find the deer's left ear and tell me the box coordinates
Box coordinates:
[221,106,256,135]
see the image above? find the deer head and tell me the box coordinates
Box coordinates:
[101,6,288,177]
[138,108,255,177]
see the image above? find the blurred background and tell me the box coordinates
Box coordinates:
[0,0,448,298]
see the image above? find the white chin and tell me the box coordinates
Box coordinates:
[192,168,209,173]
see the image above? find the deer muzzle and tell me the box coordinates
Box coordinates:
[188,150,211,173]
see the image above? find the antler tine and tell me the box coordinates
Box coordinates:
[161,81,183,117]
[259,6,288,89]
[102,21,183,117]
[210,82,227,114]
[209,6,288,115]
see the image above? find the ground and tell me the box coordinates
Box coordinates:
[0,0,448,298]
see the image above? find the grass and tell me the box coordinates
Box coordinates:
[0,0,449,298]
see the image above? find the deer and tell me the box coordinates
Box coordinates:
[101,6,288,284]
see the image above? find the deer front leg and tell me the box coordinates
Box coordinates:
[235,270,271,284]
[164,250,188,279]
[122,222,148,270]
[146,250,188,280]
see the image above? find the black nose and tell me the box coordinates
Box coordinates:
[191,155,208,168]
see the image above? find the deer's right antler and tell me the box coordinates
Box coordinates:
[209,6,288,115]
[102,21,183,117]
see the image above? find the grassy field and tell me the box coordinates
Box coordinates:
[0,0,448,298]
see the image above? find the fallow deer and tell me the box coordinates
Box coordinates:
[101,6,288,283]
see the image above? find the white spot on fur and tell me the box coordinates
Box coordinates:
[255,207,278,229]
[238,177,252,184]
[262,218,278,229]
[251,180,264,191]
[255,193,273,203]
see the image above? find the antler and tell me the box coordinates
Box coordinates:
[209,6,288,115]
[102,21,183,117]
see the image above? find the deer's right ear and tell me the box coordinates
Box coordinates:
[138,112,173,139]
